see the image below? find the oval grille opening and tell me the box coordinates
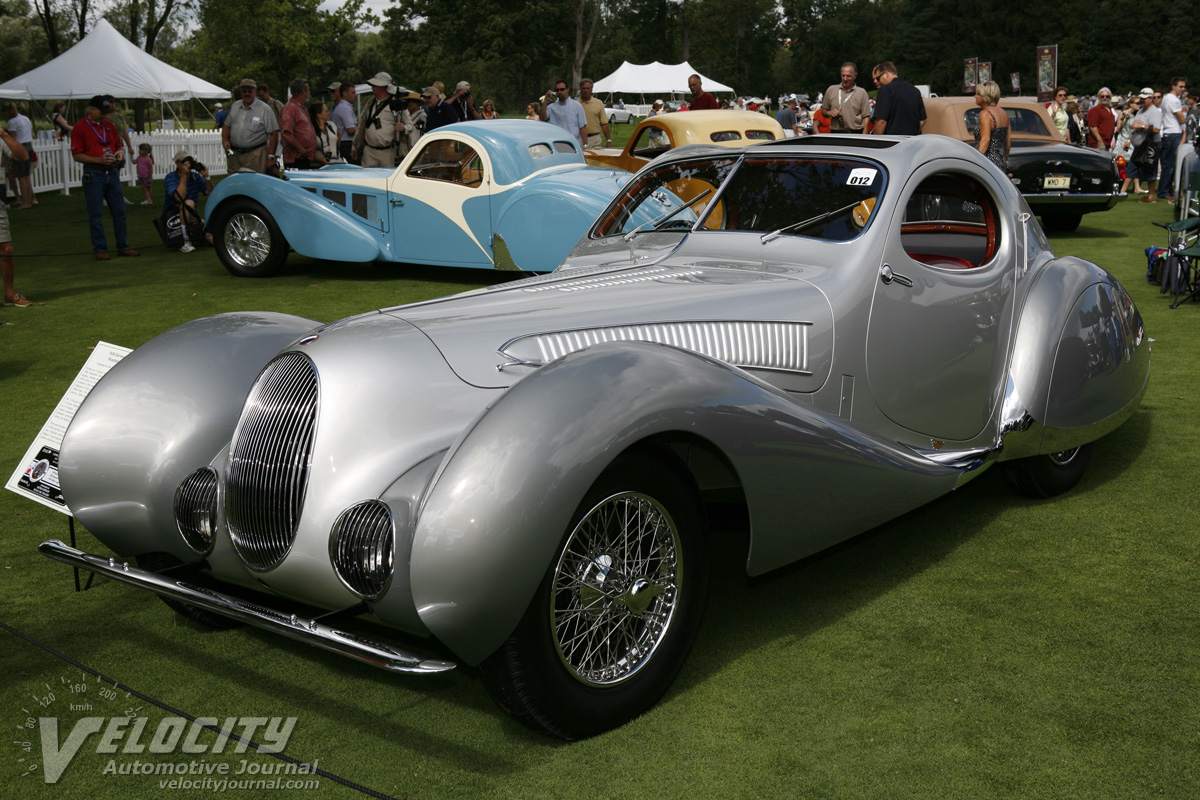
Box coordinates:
[226,352,319,570]
[330,501,395,599]
[174,468,218,554]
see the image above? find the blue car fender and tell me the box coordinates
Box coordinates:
[206,174,383,263]
[58,312,320,559]
[409,340,960,666]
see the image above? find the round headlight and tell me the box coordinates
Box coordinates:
[330,501,394,599]
[174,468,218,554]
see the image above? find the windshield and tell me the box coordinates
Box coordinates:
[593,155,887,242]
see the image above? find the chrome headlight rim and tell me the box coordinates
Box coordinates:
[328,499,396,600]
[173,467,219,556]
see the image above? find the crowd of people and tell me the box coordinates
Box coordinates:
[1,65,1197,299]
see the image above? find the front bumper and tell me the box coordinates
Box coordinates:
[39,539,455,675]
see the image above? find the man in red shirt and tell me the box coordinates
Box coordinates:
[70,95,139,260]
[1086,88,1117,150]
[280,78,325,170]
[687,74,719,111]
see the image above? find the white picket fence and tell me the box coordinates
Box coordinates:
[27,130,227,196]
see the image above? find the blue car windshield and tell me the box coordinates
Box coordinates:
[594,156,886,242]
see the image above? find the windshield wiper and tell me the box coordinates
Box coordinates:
[623,188,714,242]
[760,199,863,244]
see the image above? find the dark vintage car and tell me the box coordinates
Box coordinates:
[923,97,1123,232]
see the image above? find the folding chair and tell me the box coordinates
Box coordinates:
[1169,238,1200,308]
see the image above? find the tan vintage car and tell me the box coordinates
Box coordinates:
[922,97,1121,232]
[585,110,784,174]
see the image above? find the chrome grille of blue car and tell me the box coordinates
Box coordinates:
[226,352,319,571]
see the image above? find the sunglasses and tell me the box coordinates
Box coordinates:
[555,87,569,92]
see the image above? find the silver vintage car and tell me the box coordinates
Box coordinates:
[43,134,1148,740]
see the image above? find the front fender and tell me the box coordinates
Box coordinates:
[205,174,383,263]
[59,312,320,558]
[410,341,960,665]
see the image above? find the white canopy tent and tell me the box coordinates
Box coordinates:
[0,19,228,102]
[592,61,735,97]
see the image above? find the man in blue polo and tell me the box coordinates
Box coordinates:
[539,79,587,148]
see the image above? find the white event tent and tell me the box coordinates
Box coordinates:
[592,61,735,97]
[0,19,228,102]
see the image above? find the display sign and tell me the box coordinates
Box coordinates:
[6,342,131,514]
[978,62,992,86]
[963,58,978,95]
[1012,72,1021,94]
[1037,45,1058,103]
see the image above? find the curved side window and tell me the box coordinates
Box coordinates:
[406,140,485,188]
[899,172,1001,269]
[630,125,673,159]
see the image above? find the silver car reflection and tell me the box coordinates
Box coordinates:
[43,134,1148,740]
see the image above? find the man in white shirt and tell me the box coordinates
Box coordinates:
[540,79,588,148]
[1158,77,1187,200]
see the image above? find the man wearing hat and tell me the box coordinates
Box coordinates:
[331,83,358,163]
[163,149,213,253]
[398,91,425,159]
[70,96,139,260]
[422,86,460,133]
[352,72,401,168]
[221,78,280,174]
[213,102,227,132]
[447,80,481,122]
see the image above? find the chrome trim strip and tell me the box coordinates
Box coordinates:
[39,540,455,675]
[498,319,813,372]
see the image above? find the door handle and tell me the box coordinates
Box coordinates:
[880,264,913,287]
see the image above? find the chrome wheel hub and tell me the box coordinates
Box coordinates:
[1049,446,1081,466]
[551,491,681,686]
[225,213,271,268]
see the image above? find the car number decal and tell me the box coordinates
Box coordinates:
[847,168,876,186]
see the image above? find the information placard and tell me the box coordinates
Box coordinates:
[6,342,131,514]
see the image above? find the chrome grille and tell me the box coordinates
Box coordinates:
[174,468,218,554]
[226,352,319,570]
[330,501,395,599]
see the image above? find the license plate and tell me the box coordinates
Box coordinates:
[1043,174,1071,190]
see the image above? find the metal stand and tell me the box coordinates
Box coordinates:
[67,517,95,592]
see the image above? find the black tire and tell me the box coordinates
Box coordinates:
[212,198,289,277]
[1041,213,1083,233]
[480,450,710,740]
[135,552,243,630]
[1002,443,1093,499]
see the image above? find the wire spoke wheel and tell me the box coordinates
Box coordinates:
[552,491,681,686]
[480,450,709,739]
[225,212,272,268]
[213,199,288,277]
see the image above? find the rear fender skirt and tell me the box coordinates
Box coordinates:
[410,340,960,665]
[1002,258,1148,459]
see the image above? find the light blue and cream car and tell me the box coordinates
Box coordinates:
[45,134,1148,740]
[205,120,630,276]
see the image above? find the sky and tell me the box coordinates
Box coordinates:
[319,0,389,32]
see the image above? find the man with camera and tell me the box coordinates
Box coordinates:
[163,149,214,253]
[448,81,481,122]
[352,72,402,168]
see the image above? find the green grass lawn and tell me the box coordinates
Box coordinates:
[1,176,1197,799]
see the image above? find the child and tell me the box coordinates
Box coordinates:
[135,143,154,205]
